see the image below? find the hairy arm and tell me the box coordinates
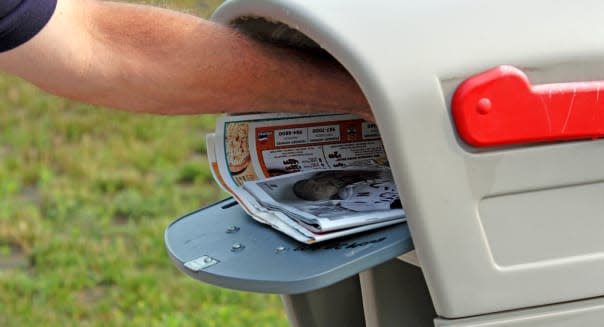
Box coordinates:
[0,0,371,119]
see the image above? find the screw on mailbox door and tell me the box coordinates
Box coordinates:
[231,243,245,252]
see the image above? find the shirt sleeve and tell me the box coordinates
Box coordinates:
[0,0,58,53]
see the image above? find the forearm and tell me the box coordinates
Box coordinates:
[88,1,369,116]
[0,0,370,118]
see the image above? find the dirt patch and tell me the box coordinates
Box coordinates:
[0,244,28,270]
[113,212,130,225]
[77,286,106,305]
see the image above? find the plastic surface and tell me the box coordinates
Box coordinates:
[360,260,436,327]
[281,276,365,327]
[453,65,604,147]
[435,296,604,327]
[212,0,604,318]
[165,198,413,294]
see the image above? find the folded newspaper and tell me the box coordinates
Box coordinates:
[207,113,406,244]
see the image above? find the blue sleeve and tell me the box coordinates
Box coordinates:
[0,0,58,52]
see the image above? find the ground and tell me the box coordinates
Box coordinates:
[0,1,288,326]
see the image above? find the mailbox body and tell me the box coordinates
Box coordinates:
[212,0,604,318]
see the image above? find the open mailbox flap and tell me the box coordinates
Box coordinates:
[165,198,413,294]
[210,0,604,319]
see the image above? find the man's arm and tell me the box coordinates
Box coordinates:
[0,0,371,120]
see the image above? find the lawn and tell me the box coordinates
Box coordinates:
[0,1,288,326]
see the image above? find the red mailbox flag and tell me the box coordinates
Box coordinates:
[452,65,604,147]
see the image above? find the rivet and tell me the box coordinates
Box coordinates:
[477,98,492,115]
[226,225,240,233]
[275,246,287,254]
[231,243,245,252]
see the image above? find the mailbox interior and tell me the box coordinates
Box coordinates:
[213,0,604,319]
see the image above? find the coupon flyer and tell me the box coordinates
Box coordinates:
[207,113,405,244]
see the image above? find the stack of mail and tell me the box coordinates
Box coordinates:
[206,113,406,244]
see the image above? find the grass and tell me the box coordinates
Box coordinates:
[0,1,288,326]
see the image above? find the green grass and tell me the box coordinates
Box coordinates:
[0,1,288,326]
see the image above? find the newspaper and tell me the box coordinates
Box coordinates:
[207,113,406,244]
[244,168,404,232]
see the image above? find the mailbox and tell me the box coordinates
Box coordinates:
[166,0,604,326]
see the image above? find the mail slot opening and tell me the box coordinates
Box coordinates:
[229,17,374,120]
[209,17,410,244]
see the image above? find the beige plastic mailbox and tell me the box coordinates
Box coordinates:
[211,0,604,325]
